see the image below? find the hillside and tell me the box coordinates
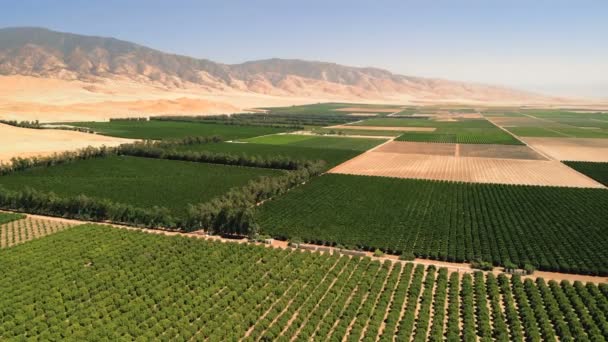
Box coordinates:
[0,27,578,120]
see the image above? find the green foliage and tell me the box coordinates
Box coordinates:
[257,174,608,275]
[244,134,385,151]
[471,259,494,271]
[0,227,583,342]
[0,212,24,225]
[564,161,608,186]
[373,249,384,257]
[66,120,291,140]
[0,155,282,215]
[174,141,364,168]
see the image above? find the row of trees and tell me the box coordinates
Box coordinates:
[0,119,42,129]
[118,141,315,170]
[0,138,325,236]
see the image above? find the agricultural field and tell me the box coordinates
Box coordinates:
[0,155,283,214]
[521,137,608,162]
[1,216,74,248]
[1,225,607,341]
[256,174,608,275]
[261,102,403,115]
[329,150,600,187]
[564,161,608,186]
[174,141,367,168]
[374,141,546,160]
[350,118,522,144]
[244,134,385,151]
[0,212,24,225]
[489,110,608,138]
[67,120,290,140]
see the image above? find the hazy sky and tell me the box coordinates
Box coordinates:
[3,0,608,97]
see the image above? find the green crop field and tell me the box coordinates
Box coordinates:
[0,212,24,225]
[309,127,402,136]
[244,134,385,151]
[67,120,290,140]
[0,156,282,214]
[1,225,606,341]
[353,118,523,144]
[262,102,403,115]
[257,174,608,275]
[564,161,608,186]
[175,142,366,168]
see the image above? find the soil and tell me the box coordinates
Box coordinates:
[521,137,608,162]
[0,123,132,163]
[328,151,605,188]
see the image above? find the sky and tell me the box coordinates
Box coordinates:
[3,0,608,98]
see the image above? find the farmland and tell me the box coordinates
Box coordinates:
[174,141,367,168]
[1,216,74,248]
[564,161,608,186]
[0,212,24,225]
[256,174,608,275]
[244,134,385,151]
[350,118,522,144]
[1,225,607,341]
[0,155,283,214]
[67,120,290,140]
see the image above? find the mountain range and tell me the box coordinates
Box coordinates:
[0,27,584,121]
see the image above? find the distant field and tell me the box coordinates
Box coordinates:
[564,161,608,186]
[175,141,366,168]
[352,118,523,144]
[0,212,24,225]
[309,127,401,136]
[2,225,606,341]
[261,102,403,116]
[494,110,608,138]
[257,174,608,274]
[244,134,385,151]
[68,120,290,140]
[0,156,282,214]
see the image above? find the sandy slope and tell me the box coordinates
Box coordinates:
[2,75,607,122]
[0,123,132,163]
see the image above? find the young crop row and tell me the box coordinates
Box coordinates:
[0,216,74,248]
[257,174,608,275]
[2,224,607,340]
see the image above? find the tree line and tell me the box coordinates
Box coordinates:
[0,137,326,236]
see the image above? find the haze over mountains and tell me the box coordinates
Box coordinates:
[0,27,593,121]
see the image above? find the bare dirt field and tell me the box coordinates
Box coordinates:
[329,152,604,188]
[459,143,547,160]
[375,141,456,156]
[326,125,436,132]
[522,137,608,162]
[0,123,132,163]
[374,141,546,160]
[334,107,402,113]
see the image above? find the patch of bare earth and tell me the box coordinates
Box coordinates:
[374,141,546,160]
[329,152,604,188]
[327,125,436,132]
[459,144,547,160]
[375,141,456,156]
[521,137,608,162]
[0,123,133,163]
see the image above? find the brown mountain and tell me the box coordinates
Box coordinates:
[0,27,581,121]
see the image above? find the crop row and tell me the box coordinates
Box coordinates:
[1,224,607,340]
[257,173,608,275]
[0,216,74,248]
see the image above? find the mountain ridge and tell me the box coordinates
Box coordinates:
[0,26,547,102]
